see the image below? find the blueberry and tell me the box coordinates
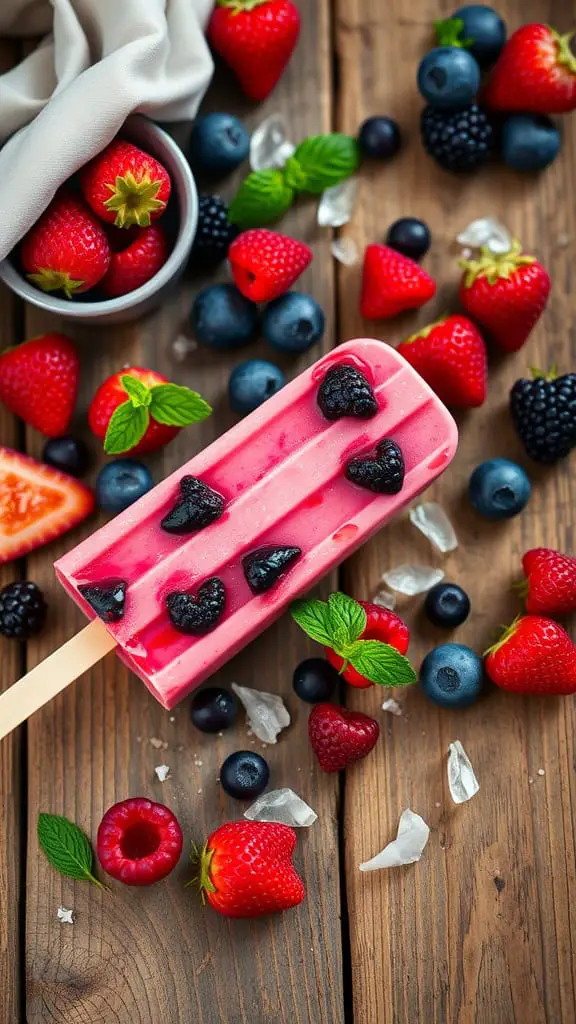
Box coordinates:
[425,583,471,628]
[191,283,259,350]
[189,113,250,176]
[420,643,483,708]
[468,458,531,520]
[386,218,431,261]
[228,359,286,415]
[417,47,480,110]
[42,435,90,477]
[220,750,270,800]
[190,686,239,733]
[452,5,507,68]
[262,293,325,354]
[96,459,153,514]
[293,658,340,703]
[501,115,561,173]
[358,116,402,160]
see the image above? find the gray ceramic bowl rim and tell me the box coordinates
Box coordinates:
[0,116,197,320]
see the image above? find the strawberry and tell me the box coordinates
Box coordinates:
[483,25,576,115]
[397,314,487,409]
[229,229,312,302]
[360,244,436,320]
[521,548,576,617]
[192,821,305,918]
[80,140,172,229]
[0,447,94,564]
[88,367,212,456]
[101,225,168,298]
[0,334,79,437]
[485,616,576,695]
[308,703,380,772]
[326,603,410,689]
[21,192,111,298]
[208,0,301,102]
[460,241,551,353]
[97,798,183,886]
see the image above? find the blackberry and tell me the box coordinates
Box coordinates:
[161,476,225,535]
[317,364,378,421]
[242,546,301,593]
[79,581,127,623]
[510,373,576,464]
[345,439,405,494]
[421,104,494,172]
[166,577,226,635]
[190,195,238,268]
[0,581,47,639]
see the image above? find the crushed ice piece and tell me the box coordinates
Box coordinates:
[359,809,430,871]
[245,787,317,827]
[409,502,458,553]
[231,683,290,744]
[537,768,545,776]
[330,237,359,266]
[149,737,164,749]
[372,587,397,611]
[382,698,403,716]
[154,764,171,783]
[381,565,445,596]
[171,334,197,362]
[57,907,74,925]
[250,114,295,171]
[456,216,512,255]
[318,177,359,228]
[447,741,479,804]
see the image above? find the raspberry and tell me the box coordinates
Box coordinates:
[96,798,183,886]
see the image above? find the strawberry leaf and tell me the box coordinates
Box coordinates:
[293,134,360,195]
[104,400,149,455]
[149,384,212,427]
[290,598,334,646]
[327,593,366,650]
[37,813,105,889]
[229,170,294,229]
[121,374,151,408]
[346,640,416,687]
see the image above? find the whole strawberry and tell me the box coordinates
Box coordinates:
[360,244,436,320]
[88,367,211,455]
[483,25,576,115]
[191,821,304,918]
[229,229,312,302]
[485,616,576,695]
[101,225,168,298]
[80,140,172,229]
[21,192,111,298]
[521,548,576,617]
[208,0,301,102]
[397,314,487,408]
[309,703,380,772]
[460,241,550,352]
[0,334,79,437]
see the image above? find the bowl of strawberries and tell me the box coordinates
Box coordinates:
[0,115,198,325]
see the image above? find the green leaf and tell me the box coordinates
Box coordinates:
[290,598,333,646]
[346,640,417,687]
[104,400,149,455]
[37,813,105,889]
[149,384,212,427]
[327,593,366,651]
[293,134,361,195]
[283,156,309,192]
[229,170,294,229]
[121,374,151,408]
[434,17,473,49]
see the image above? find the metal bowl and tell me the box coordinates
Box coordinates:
[0,115,197,326]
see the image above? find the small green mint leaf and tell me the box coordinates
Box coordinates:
[149,384,212,427]
[283,156,309,192]
[434,17,472,48]
[290,598,334,646]
[346,640,417,687]
[327,592,366,650]
[121,374,151,408]
[37,813,105,889]
[104,400,149,455]
[293,134,361,195]
[229,170,294,229]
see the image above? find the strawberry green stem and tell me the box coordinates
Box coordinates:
[105,172,166,229]
[529,365,557,382]
[185,841,217,904]
[460,239,535,288]
[483,617,521,658]
[216,0,270,10]
[404,315,449,344]
[27,269,85,299]
[553,29,576,75]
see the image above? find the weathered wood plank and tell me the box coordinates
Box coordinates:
[23,2,344,1021]
[335,0,576,1021]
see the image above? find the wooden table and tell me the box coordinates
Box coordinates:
[1,1,575,1020]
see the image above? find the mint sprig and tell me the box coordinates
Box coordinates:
[37,813,106,889]
[293,134,360,194]
[229,170,294,229]
[434,17,473,49]
[149,383,212,426]
[103,374,212,455]
[291,591,417,687]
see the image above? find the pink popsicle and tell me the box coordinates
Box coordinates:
[55,339,458,709]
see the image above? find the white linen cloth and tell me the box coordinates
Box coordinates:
[0,0,214,261]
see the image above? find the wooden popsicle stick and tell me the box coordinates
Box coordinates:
[0,618,117,741]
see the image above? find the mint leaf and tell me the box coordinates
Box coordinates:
[327,593,366,651]
[434,17,472,48]
[104,400,149,455]
[121,374,151,408]
[37,813,105,889]
[291,598,333,646]
[293,134,360,195]
[229,170,294,229]
[149,384,212,427]
[347,640,417,687]
[283,156,309,192]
